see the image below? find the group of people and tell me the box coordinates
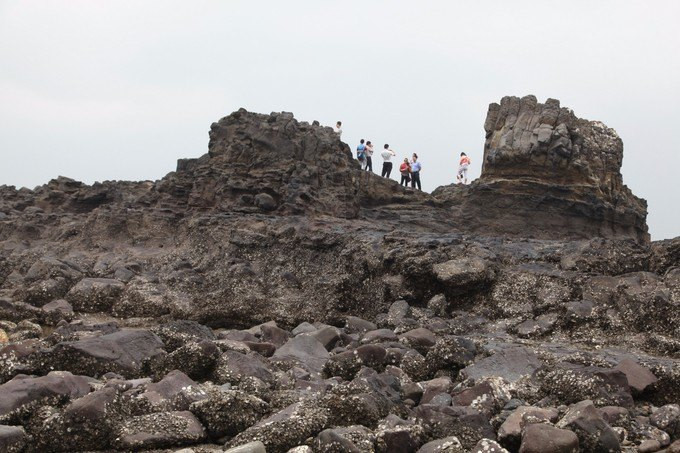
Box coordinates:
[355,139,422,190]
[333,121,471,187]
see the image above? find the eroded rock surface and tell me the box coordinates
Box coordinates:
[0,97,676,452]
[433,95,649,242]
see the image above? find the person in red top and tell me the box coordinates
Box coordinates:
[399,158,411,187]
[457,152,471,184]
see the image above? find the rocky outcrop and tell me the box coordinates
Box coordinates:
[433,95,649,242]
[0,97,676,452]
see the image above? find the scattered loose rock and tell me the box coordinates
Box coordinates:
[0,98,676,452]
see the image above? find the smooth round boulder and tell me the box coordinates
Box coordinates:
[519,424,579,453]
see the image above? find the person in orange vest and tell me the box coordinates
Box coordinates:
[457,152,471,184]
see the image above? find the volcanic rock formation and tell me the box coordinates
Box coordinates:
[0,97,677,453]
[433,95,649,242]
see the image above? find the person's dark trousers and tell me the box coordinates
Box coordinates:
[365,156,372,172]
[400,174,410,186]
[381,162,392,178]
[411,171,421,190]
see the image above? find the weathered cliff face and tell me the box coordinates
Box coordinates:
[0,98,677,453]
[434,95,649,242]
[164,109,362,218]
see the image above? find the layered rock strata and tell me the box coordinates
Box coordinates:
[434,95,648,242]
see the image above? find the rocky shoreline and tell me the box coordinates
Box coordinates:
[0,96,678,452]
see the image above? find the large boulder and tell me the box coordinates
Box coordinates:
[417,436,465,453]
[136,370,207,412]
[65,277,125,312]
[47,328,166,378]
[272,335,330,374]
[226,400,329,452]
[497,406,559,449]
[0,425,27,453]
[0,371,91,422]
[112,410,206,450]
[414,405,496,450]
[650,404,680,439]
[614,359,658,395]
[460,347,542,384]
[556,400,620,452]
[53,386,123,451]
[212,350,276,387]
[314,425,375,452]
[519,423,579,453]
[539,363,633,407]
[190,388,268,439]
[432,257,495,292]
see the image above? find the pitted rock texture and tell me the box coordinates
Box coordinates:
[0,97,676,452]
[433,95,648,242]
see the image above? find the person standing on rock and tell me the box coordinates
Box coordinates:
[357,139,367,169]
[381,144,396,178]
[399,158,412,187]
[457,152,470,184]
[334,121,343,139]
[365,141,374,172]
[410,153,422,190]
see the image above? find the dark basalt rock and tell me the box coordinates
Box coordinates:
[0,425,27,453]
[460,346,542,384]
[0,371,91,423]
[112,410,206,450]
[416,436,465,453]
[45,328,166,378]
[190,387,268,439]
[518,423,579,453]
[433,95,648,242]
[556,400,620,452]
[0,97,677,452]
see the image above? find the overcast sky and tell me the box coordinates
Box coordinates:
[1,1,678,239]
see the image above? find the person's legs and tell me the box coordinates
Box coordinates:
[412,171,421,190]
[462,167,468,184]
[366,156,372,172]
[383,162,392,178]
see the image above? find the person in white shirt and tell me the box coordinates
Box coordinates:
[365,141,374,172]
[333,121,343,139]
[380,144,396,178]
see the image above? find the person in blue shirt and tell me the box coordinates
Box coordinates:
[410,153,422,190]
[356,139,367,170]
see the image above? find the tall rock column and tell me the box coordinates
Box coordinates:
[436,95,649,242]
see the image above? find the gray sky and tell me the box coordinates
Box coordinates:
[1,1,678,240]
